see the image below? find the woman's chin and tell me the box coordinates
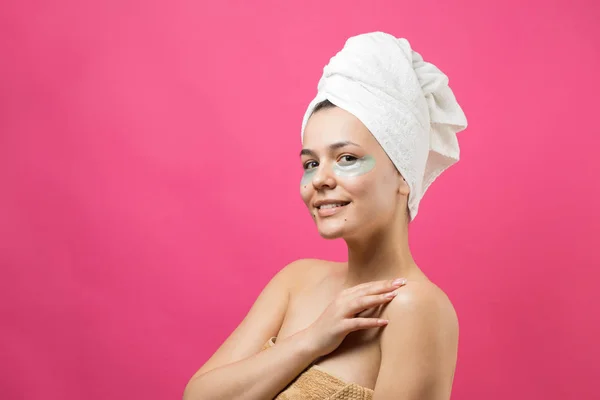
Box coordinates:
[318,230,343,240]
[316,223,348,240]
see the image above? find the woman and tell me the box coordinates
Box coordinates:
[184,32,468,400]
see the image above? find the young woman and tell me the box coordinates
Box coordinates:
[184,32,468,400]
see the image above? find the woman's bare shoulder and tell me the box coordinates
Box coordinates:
[387,280,458,320]
[277,258,344,293]
[382,279,459,342]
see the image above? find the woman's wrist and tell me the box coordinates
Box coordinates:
[288,328,322,361]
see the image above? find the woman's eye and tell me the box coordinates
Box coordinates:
[338,155,358,165]
[303,161,318,170]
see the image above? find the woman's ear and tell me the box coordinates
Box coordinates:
[398,174,410,196]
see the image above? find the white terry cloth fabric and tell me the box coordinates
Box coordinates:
[301,32,468,221]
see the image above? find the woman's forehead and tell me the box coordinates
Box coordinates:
[303,108,375,147]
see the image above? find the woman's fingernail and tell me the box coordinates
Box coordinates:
[392,278,407,286]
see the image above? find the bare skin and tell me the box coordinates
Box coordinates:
[277,259,430,389]
[183,106,459,400]
[183,261,410,400]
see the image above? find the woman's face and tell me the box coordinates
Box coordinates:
[300,106,409,240]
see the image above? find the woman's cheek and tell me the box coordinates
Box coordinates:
[300,182,312,206]
[340,175,373,197]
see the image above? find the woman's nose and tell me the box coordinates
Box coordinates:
[312,164,337,190]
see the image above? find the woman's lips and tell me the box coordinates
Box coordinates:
[316,203,350,217]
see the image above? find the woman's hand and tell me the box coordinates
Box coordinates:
[303,278,407,357]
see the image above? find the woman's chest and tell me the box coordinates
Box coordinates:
[276,285,384,390]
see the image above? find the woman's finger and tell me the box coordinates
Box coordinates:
[342,317,389,333]
[345,291,399,316]
[344,278,407,299]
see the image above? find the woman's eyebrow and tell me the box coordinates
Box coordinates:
[299,141,361,157]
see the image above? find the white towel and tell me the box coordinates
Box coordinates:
[301,32,468,221]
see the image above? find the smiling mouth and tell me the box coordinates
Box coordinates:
[316,201,351,210]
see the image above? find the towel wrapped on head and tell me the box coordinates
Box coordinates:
[301,32,468,221]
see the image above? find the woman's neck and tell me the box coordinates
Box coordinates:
[342,227,420,288]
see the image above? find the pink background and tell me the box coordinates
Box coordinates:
[1,0,599,399]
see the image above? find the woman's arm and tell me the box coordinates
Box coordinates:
[372,282,459,400]
[182,259,320,400]
[184,329,318,400]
